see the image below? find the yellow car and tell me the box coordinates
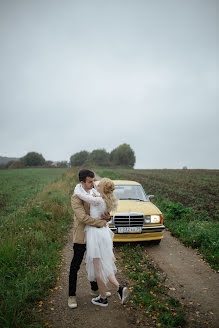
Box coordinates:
[96,180,165,243]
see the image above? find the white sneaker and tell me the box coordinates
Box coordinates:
[90,290,111,297]
[91,295,108,307]
[117,286,129,304]
[68,296,77,308]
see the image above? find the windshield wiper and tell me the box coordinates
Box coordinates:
[120,198,145,201]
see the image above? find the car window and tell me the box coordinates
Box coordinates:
[114,185,147,201]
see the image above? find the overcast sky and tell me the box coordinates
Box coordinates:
[0,0,218,169]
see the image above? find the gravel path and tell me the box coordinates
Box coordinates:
[145,230,219,327]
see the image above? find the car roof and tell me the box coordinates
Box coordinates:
[95,180,141,185]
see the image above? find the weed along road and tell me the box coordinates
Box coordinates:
[144,230,219,327]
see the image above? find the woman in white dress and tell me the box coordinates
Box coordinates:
[74,178,129,307]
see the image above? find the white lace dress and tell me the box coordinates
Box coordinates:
[74,184,117,285]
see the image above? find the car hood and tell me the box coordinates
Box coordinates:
[111,200,162,215]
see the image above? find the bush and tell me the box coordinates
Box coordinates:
[20,152,46,167]
[56,161,69,168]
[161,202,195,221]
[86,149,110,166]
[156,199,219,270]
[70,150,89,166]
[110,143,135,167]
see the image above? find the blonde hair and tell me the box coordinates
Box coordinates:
[99,178,117,212]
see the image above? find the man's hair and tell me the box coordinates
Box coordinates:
[79,169,95,182]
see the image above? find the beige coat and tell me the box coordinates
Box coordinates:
[71,193,105,244]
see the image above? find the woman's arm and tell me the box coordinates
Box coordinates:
[71,195,105,227]
[74,190,102,206]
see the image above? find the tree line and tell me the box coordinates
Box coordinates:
[70,143,135,168]
[0,143,135,169]
[0,153,69,169]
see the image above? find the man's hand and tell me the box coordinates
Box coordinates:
[101,211,111,221]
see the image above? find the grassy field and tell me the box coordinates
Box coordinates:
[1,167,218,327]
[0,168,76,328]
[96,168,219,270]
[0,168,68,219]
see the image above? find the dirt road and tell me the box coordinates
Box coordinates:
[39,227,219,328]
[38,228,144,328]
[145,230,219,327]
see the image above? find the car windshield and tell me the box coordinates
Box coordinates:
[114,184,147,202]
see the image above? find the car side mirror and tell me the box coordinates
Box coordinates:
[148,195,155,201]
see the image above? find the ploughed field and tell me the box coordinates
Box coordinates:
[111,169,219,221]
[97,168,219,270]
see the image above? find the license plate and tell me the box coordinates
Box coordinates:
[117,227,142,233]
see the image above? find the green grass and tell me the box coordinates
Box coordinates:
[95,168,121,180]
[156,199,219,270]
[0,169,77,328]
[0,168,68,218]
[119,244,186,328]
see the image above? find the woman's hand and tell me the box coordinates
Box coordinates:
[101,211,111,221]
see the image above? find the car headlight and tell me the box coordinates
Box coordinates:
[151,215,161,223]
[144,215,151,224]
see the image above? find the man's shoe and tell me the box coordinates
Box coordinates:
[117,286,129,304]
[90,290,111,297]
[68,296,77,308]
[91,295,108,307]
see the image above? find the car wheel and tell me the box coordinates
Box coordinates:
[153,239,161,245]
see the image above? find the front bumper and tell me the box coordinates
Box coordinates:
[110,225,165,242]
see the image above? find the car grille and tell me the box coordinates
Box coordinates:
[114,213,144,227]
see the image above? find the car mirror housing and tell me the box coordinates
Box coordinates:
[148,195,155,200]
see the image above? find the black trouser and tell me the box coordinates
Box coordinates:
[69,243,98,296]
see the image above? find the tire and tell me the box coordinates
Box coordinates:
[153,239,161,245]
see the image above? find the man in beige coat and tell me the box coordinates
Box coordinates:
[68,169,110,309]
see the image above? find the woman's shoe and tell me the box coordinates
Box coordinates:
[91,295,108,307]
[90,290,111,297]
[117,286,129,304]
